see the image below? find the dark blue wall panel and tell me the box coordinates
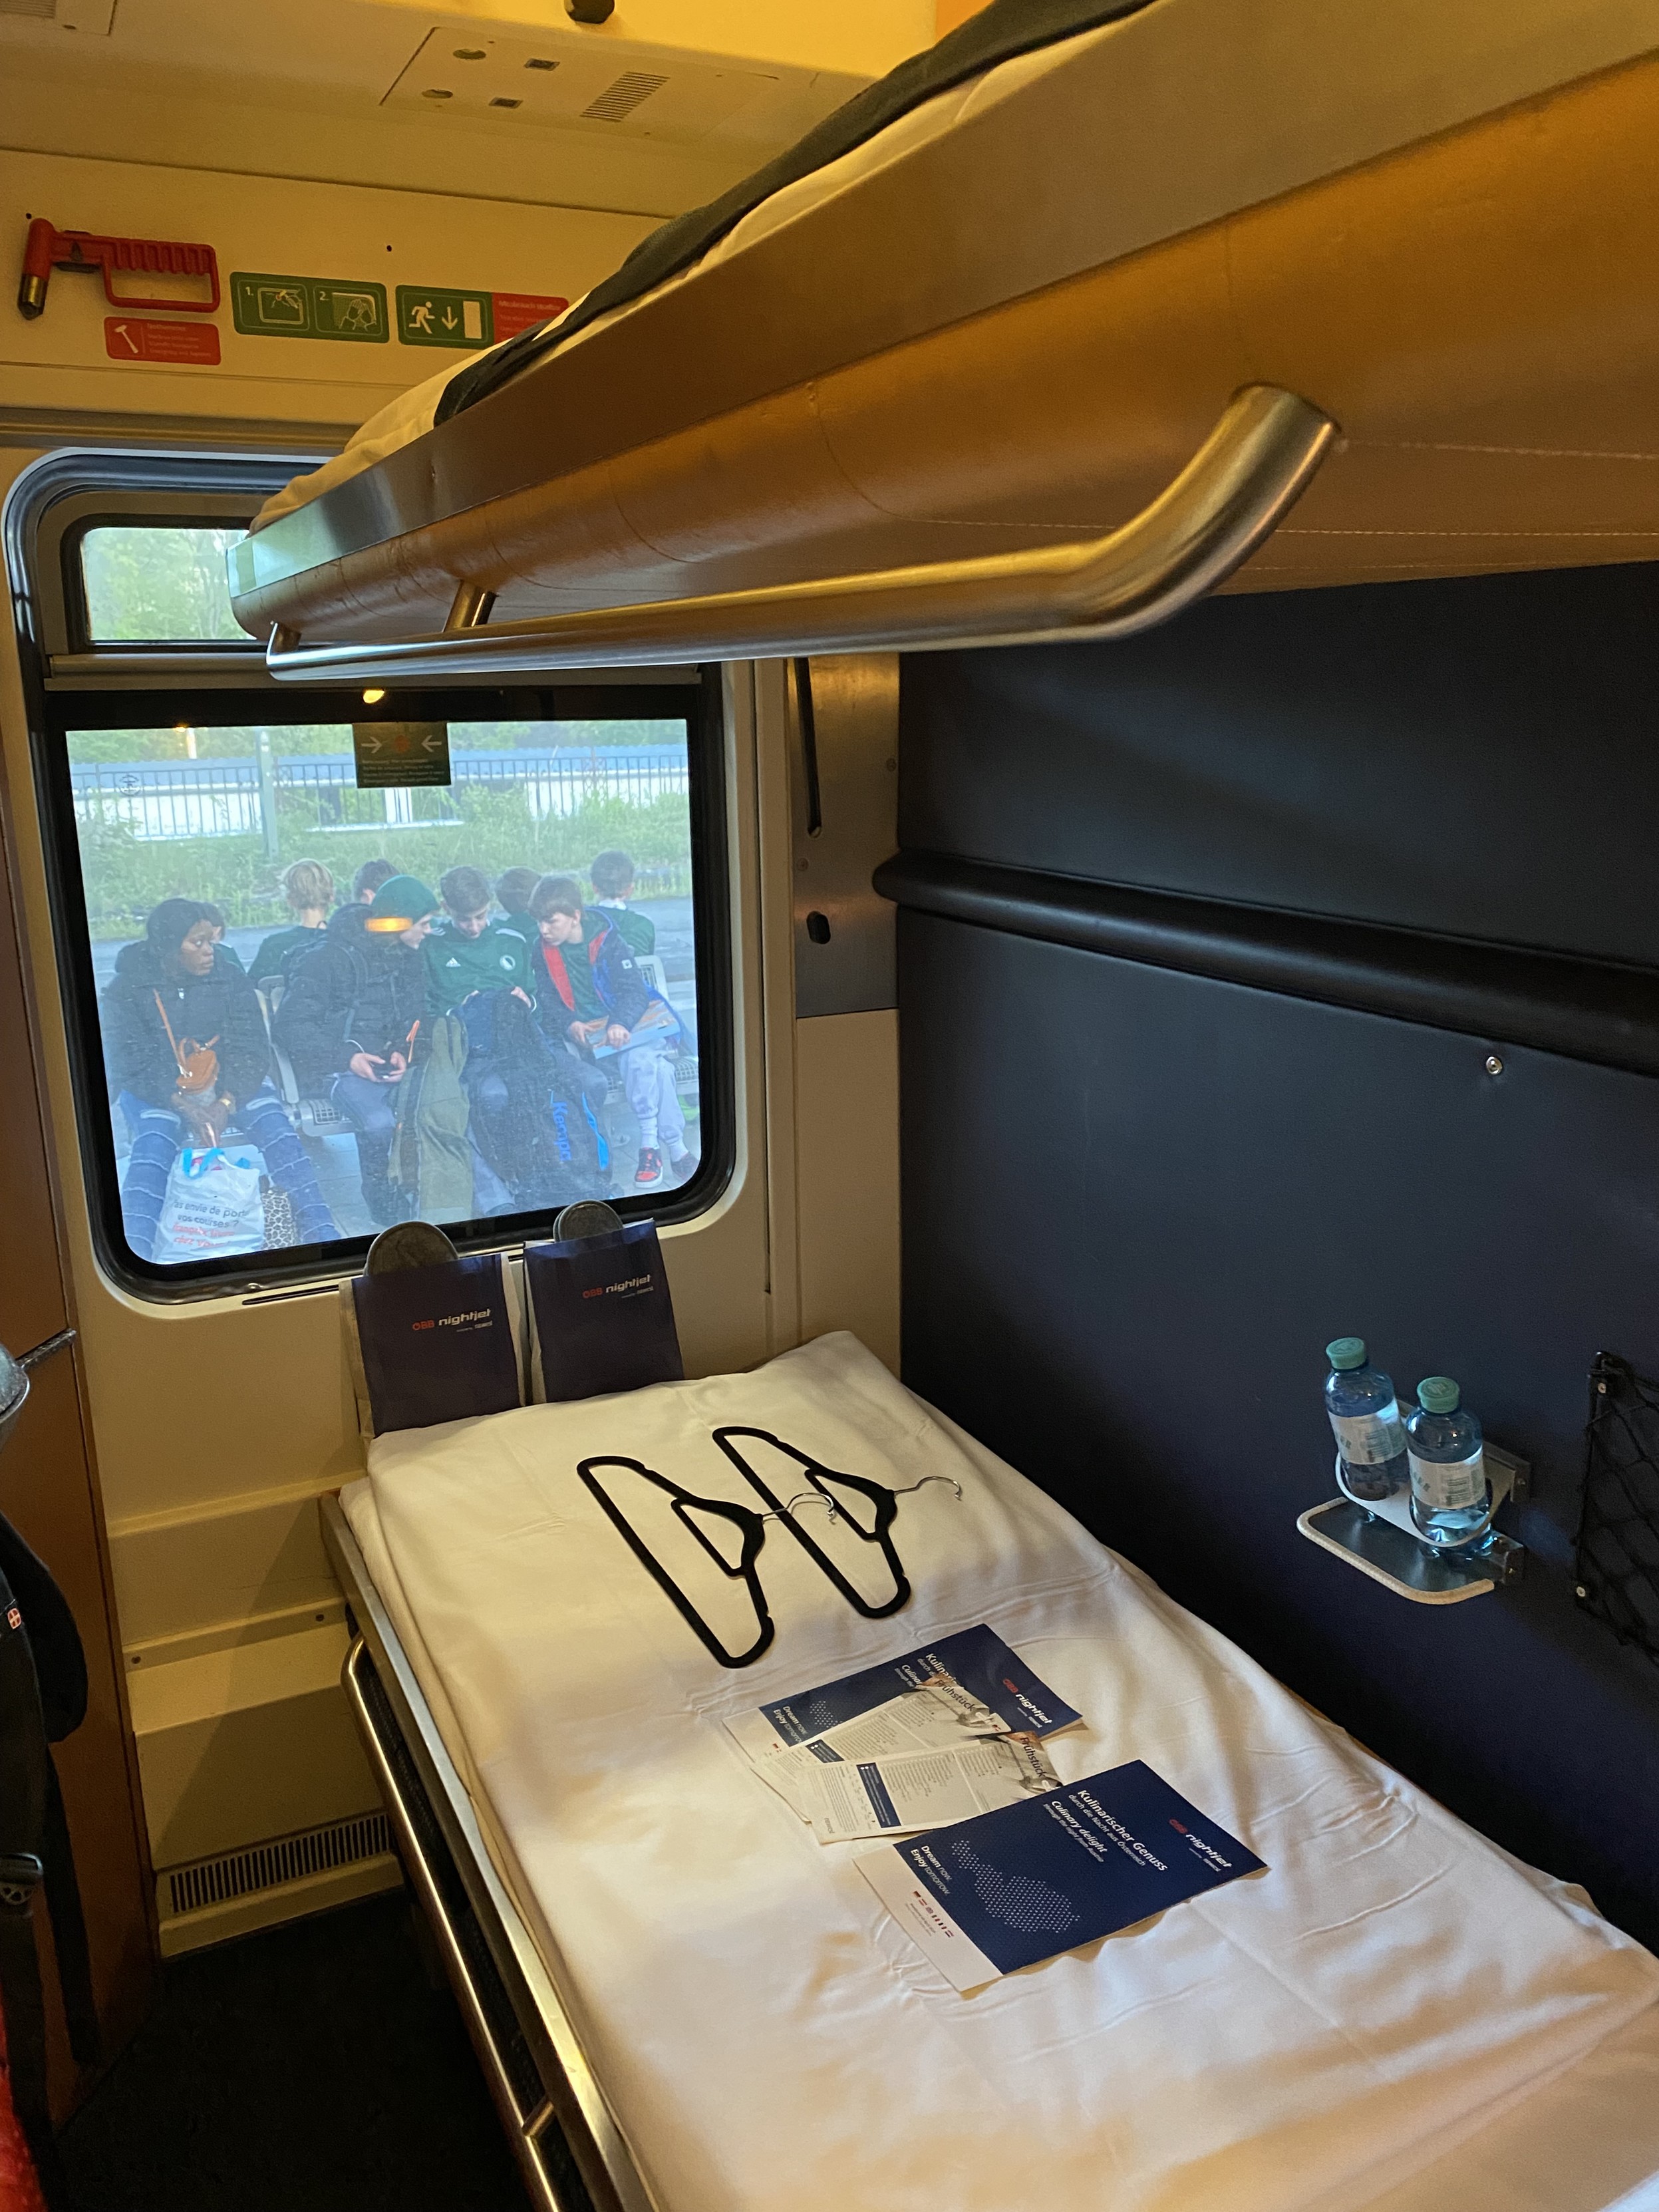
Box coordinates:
[896,571,1659,1947]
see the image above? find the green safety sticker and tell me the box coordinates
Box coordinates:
[396,285,494,349]
[230,272,389,343]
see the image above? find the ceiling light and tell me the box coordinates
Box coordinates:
[362,688,386,704]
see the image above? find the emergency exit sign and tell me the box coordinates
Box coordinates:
[397,286,491,349]
[395,286,570,349]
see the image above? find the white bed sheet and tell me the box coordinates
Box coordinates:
[345,1333,1659,2212]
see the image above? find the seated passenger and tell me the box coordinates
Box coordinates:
[424,865,533,1011]
[587,848,655,957]
[199,901,243,971]
[348,856,396,907]
[494,867,539,938]
[275,873,436,1227]
[530,873,688,1188]
[100,898,337,1259]
[249,858,335,987]
[420,864,535,1215]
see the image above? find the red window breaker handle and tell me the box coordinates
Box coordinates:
[17,219,220,319]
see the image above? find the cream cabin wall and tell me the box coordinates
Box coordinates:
[0,146,657,438]
[0,158,900,1944]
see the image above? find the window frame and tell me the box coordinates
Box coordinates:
[10,455,734,1304]
[65,514,257,651]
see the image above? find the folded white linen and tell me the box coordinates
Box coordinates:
[361,1332,1659,2212]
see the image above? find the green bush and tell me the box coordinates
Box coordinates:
[75,788,693,940]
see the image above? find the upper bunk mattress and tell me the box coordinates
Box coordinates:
[233,0,1659,643]
[340,1333,1659,2212]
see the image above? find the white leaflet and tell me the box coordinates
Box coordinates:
[804,1735,1061,1845]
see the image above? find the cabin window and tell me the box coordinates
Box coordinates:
[78,525,248,645]
[36,677,729,1297]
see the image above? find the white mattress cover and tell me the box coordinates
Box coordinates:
[253,0,1659,534]
[345,1334,1659,2212]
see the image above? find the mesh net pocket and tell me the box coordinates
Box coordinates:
[1579,1352,1659,1662]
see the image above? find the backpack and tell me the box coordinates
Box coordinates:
[458,989,611,1209]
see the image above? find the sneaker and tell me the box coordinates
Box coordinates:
[634,1147,664,1186]
[667,1140,691,1167]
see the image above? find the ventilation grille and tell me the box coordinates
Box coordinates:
[581,70,669,123]
[0,0,118,27]
[165,1812,392,1919]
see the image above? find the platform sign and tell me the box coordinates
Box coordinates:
[104,316,221,365]
[397,285,493,349]
[352,722,451,789]
[230,272,389,343]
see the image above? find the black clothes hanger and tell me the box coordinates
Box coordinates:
[578,1456,776,1668]
[711,1427,912,1621]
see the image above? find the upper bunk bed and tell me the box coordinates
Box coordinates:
[230,0,1659,676]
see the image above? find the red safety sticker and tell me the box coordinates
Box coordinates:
[104,315,221,365]
[491,291,569,341]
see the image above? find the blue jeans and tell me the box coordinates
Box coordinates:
[118,1086,337,1260]
[331,1068,404,1203]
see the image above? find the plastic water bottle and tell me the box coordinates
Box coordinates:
[1406,1376,1491,1548]
[1323,1338,1408,1502]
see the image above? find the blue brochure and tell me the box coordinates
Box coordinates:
[589,1006,680,1059]
[351,1254,522,1436]
[859,1760,1265,1991]
[525,1220,684,1404]
[759,1624,1081,1746]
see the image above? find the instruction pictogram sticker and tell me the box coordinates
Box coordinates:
[229,272,388,343]
[104,317,221,365]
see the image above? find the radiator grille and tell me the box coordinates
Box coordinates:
[0,1,57,19]
[165,1812,392,1919]
[581,71,668,123]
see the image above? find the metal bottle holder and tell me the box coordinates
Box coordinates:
[1298,1444,1529,1603]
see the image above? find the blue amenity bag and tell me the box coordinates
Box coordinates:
[346,1252,524,1438]
[525,1221,683,1404]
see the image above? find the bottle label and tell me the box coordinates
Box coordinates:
[1329,1406,1405,1466]
[1409,1447,1487,1513]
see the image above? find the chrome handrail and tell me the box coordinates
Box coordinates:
[262,384,1337,682]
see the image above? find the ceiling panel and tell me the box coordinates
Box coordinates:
[382,27,780,142]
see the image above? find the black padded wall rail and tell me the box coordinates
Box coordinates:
[891,567,1659,1949]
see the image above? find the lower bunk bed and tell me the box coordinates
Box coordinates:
[324,1332,1659,2212]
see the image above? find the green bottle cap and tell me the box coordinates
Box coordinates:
[1326,1337,1366,1371]
[1417,1376,1461,1413]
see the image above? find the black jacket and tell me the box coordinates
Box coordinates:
[275,903,426,1094]
[100,941,272,1110]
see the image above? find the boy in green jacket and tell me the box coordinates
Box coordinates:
[424,865,535,1012]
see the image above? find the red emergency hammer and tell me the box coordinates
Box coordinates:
[18,219,220,319]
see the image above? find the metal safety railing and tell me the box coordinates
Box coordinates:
[259,386,1338,684]
[69,742,690,842]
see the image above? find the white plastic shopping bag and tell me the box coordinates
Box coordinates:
[154,1143,267,1260]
